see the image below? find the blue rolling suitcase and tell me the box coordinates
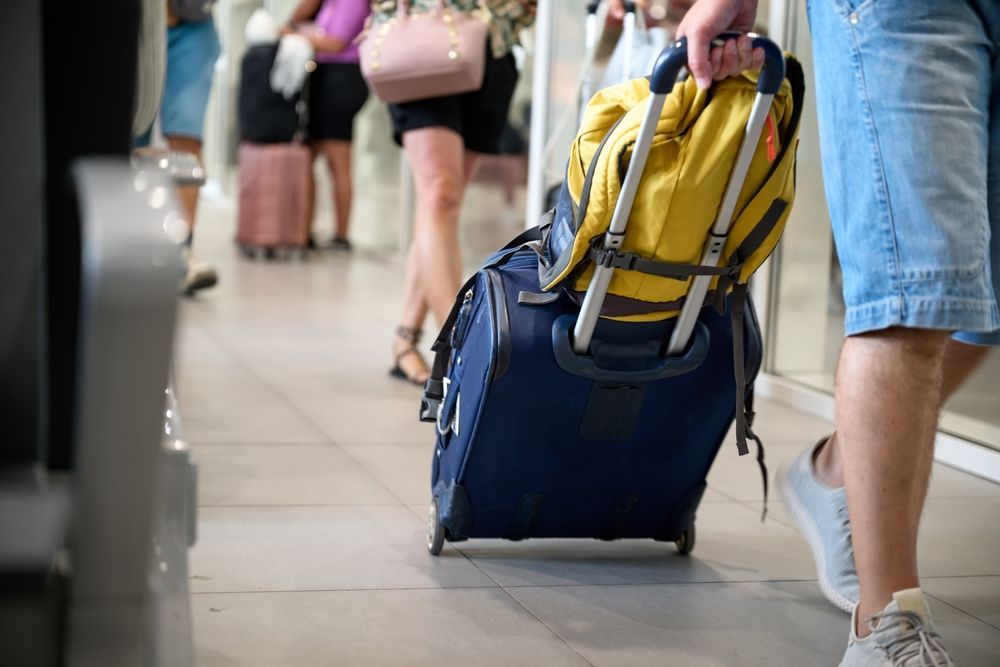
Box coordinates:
[420,36,786,556]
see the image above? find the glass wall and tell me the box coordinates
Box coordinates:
[765,0,1000,452]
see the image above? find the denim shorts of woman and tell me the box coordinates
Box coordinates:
[808,0,1000,345]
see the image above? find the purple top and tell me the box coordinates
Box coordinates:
[313,0,370,64]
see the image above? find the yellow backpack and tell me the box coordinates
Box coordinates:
[540,55,805,321]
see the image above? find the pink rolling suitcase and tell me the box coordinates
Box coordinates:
[235,142,312,257]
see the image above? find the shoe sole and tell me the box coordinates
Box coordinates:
[183,274,218,296]
[389,366,425,387]
[776,463,856,614]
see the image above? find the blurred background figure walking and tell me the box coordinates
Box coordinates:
[287,0,371,251]
[136,0,222,295]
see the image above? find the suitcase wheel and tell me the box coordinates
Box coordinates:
[427,498,446,556]
[674,525,695,555]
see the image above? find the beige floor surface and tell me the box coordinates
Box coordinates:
[177,194,1000,666]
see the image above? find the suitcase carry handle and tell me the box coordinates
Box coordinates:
[649,32,785,96]
[553,315,709,383]
[573,33,785,356]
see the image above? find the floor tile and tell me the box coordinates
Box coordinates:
[924,576,1000,629]
[252,360,426,402]
[190,506,496,593]
[194,444,399,506]
[262,374,437,445]
[193,588,589,667]
[739,491,1000,579]
[917,498,1000,577]
[748,399,835,448]
[455,502,816,587]
[341,443,435,505]
[707,442,801,502]
[173,319,236,369]
[176,364,328,445]
[508,580,1000,667]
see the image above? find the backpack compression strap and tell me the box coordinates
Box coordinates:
[589,245,743,281]
[730,281,768,520]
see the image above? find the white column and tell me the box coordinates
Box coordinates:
[524,0,556,228]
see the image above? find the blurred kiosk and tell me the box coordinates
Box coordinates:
[1,1,198,664]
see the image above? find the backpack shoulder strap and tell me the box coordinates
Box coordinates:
[540,114,627,290]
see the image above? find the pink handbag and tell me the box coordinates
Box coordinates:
[359,0,490,104]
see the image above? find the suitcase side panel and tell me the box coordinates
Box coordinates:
[431,271,497,537]
[236,143,311,248]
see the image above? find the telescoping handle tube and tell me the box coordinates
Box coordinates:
[620,2,637,86]
[580,2,602,120]
[572,33,785,355]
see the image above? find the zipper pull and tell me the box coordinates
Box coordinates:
[765,113,777,163]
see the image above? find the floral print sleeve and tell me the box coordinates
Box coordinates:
[370,0,536,58]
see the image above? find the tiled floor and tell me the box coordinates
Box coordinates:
[177,197,1000,666]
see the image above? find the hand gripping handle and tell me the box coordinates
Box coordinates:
[649,32,785,95]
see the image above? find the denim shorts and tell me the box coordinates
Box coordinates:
[807,0,1000,345]
[160,20,220,140]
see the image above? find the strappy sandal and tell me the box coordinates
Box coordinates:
[389,325,430,387]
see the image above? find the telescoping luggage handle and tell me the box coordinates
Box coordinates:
[580,2,602,118]
[572,33,786,356]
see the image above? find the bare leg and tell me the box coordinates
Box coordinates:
[403,127,466,325]
[814,338,991,488]
[306,143,320,240]
[835,328,951,634]
[393,242,431,384]
[462,150,482,189]
[391,128,468,382]
[319,139,354,241]
[165,135,203,236]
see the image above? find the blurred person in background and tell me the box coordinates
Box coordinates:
[284,0,372,252]
[376,0,537,386]
[136,0,222,295]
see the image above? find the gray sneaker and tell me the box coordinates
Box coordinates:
[776,438,858,612]
[841,588,953,666]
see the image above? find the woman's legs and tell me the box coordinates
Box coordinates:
[462,150,482,189]
[391,132,482,383]
[393,242,432,384]
[404,127,466,324]
[317,139,354,242]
